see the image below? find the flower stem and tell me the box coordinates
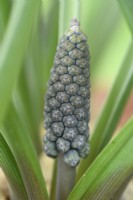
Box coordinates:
[56,154,76,200]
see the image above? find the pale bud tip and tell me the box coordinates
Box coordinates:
[70,18,80,31]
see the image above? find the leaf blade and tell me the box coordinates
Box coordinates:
[117,0,133,34]
[0,0,41,125]
[50,160,57,200]
[77,42,133,179]
[3,101,49,200]
[68,118,133,200]
[0,132,28,200]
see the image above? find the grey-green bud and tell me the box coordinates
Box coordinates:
[64,150,80,167]
[56,138,70,153]
[44,19,90,167]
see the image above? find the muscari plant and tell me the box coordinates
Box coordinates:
[0,0,133,200]
[44,19,90,199]
[44,19,90,166]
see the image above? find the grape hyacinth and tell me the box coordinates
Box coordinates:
[44,19,90,167]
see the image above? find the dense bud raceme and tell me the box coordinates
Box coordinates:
[44,19,90,167]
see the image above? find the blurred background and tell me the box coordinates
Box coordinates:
[0,0,133,199]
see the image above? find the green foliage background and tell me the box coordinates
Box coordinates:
[0,0,133,199]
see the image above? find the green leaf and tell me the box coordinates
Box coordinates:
[77,42,133,180]
[68,118,133,200]
[42,1,59,91]
[111,176,131,200]
[58,0,80,38]
[3,101,49,200]
[13,85,42,154]
[0,132,28,199]
[0,0,41,126]
[117,0,133,34]
[50,160,57,200]
[0,0,11,41]
[15,20,44,154]
[81,0,122,78]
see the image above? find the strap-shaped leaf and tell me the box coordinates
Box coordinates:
[43,0,59,91]
[77,42,133,179]
[3,101,49,200]
[58,0,80,38]
[111,176,132,200]
[117,0,133,35]
[0,132,28,199]
[50,160,57,200]
[68,118,133,200]
[0,0,11,41]
[14,69,42,154]
[0,0,41,126]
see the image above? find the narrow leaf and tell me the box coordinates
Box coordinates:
[117,0,133,34]
[14,60,40,154]
[58,0,80,38]
[13,87,42,154]
[15,22,44,154]
[0,132,28,200]
[0,0,11,41]
[68,118,133,200]
[0,0,41,125]
[77,42,133,179]
[111,176,131,200]
[3,102,49,200]
[50,160,57,200]
[43,1,59,91]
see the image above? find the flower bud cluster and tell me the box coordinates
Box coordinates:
[44,19,90,167]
